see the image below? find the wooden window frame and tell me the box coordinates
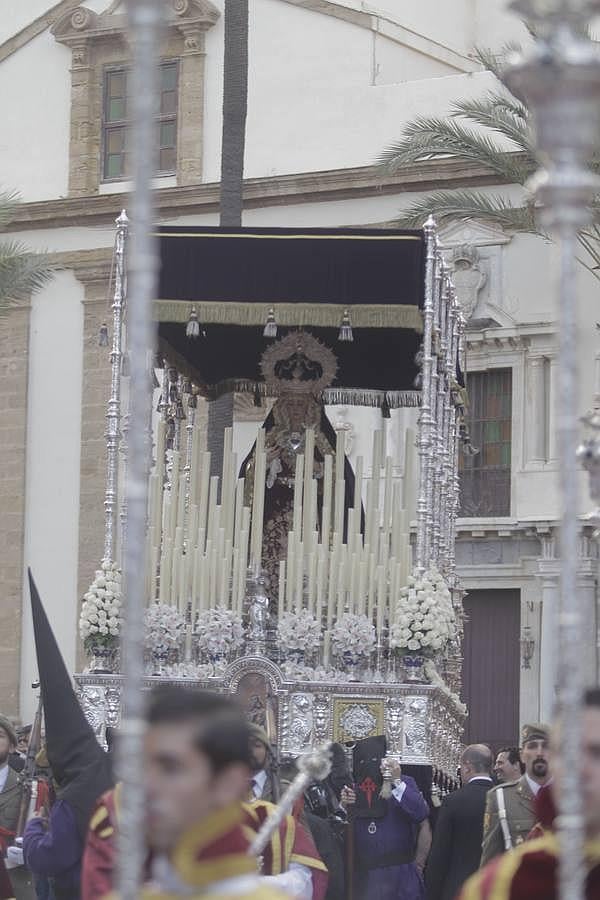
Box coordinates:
[101,60,180,184]
[459,368,512,518]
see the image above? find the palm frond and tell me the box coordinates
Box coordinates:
[576,226,600,280]
[450,95,533,154]
[390,190,539,232]
[0,241,54,308]
[377,117,530,184]
[0,190,20,229]
[472,44,521,83]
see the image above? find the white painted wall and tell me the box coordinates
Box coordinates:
[0,29,71,201]
[20,272,84,722]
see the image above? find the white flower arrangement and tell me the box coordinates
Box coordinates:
[389,566,457,655]
[194,606,245,659]
[144,602,186,654]
[80,562,122,650]
[277,610,319,653]
[330,613,376,664]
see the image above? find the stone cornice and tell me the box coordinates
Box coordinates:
[3,157,509,233]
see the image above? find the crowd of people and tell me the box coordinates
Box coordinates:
[0,685,599,900]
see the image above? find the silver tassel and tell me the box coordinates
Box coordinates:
[186,306,201,339]
[263,307,277,338]
[338,308,353,342]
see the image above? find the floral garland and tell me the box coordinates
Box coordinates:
[80,562,122,650]
[389,566,457,655]
[194,606,245,659]
[277,610,319,653]
[144,602,186,654]
[330,613,376,663]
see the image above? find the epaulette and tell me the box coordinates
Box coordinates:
[88,803,115,840]
[487,779,520,793]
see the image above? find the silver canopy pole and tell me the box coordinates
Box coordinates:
[117,1,161,897]
[504,3,600,899]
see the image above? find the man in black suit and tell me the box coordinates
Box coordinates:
[425,744,493,900]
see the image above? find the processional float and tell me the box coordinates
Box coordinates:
[78,217,469,777]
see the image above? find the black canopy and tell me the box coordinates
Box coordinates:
[155,226,425,396]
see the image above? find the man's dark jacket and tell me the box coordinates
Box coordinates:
[425,777,493,900]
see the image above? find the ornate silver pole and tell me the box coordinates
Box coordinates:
[416,217,437,570]
[103,211,128,566]
[118,0,161,897]
[504,4,600,898]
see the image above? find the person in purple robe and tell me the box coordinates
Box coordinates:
[21,573,114,900]
[341,736,430,900]
[23,801,80,899]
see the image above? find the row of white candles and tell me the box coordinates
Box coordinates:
[144,411,418,642]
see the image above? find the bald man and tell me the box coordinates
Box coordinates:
[425,744,493,900]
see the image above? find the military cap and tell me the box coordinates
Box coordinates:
[247,722,271,748]
[521,722,550,745]
[0,715,18,747]
[16,724,32,737]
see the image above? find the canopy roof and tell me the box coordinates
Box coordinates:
[155,226,425,397]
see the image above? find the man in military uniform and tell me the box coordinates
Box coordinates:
[460,689,600,899]
[480,723,550,865]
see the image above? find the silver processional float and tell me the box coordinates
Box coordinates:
[71,0,600,897]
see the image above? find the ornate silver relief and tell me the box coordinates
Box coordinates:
[339,704,377,741]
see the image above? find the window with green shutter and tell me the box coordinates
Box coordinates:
[459,369,512,517]
[102,61,179,181]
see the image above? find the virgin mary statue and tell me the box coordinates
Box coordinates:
[240,331,361,600]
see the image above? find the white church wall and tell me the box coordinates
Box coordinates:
[21,271,85,722]
[0,30,71,201]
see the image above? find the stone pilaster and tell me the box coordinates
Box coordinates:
[0,302,30,716]
[178,27,208,185]
[75,263,113,667]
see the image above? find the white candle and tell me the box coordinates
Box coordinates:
[303,429,315,542]
[197,452,211,550]
[376,564,385,639]
[327,549,337,628]
[334,431,345,549]
[307,551,316,615]
[358,560,367,617]
[234,479,244,547]
[286,534,295,612]
[296,542,304,612]
[292,453,304,539]
[336,557,345,622]
[383,455,393,533]
[278,560,286,613]
[250,433,266,567]
[316,549,325,628]
[322,454,333,547]
[403,426,417,521]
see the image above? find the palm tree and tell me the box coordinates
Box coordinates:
[378,46,600,279]
[0,190,53,311]
[219,0,249,227]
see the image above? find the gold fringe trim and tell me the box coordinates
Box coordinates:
[154,300,423,333]
[153,231,422,242]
